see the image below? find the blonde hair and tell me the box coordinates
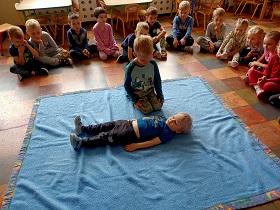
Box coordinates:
[135,22,149,33]
[265,31,280,43]
[235,18,249,28]
[178,112,193,133]
[133,35,153,55]
[25,18,41,31]
[179,1,190,10]
[7,26,24,39]
[146,6,158,16]
[213,8,226,18]
[248,26,265,39]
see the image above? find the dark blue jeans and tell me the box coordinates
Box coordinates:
[81,120,138,147]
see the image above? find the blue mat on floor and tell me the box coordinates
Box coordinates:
[3,77,280,210]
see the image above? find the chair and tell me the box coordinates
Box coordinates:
[53,0,80,46]
[15,3,56,37]
[270,1,280,21]
[138,5,147,21]
[116,4,140,38]
[234,0,268,20]
[97,0,122,21]
[194,0,224,31]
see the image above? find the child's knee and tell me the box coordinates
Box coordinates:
[152,102,163,111]
[139,104,154,115]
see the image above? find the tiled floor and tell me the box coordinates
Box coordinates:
[1,10,280,209]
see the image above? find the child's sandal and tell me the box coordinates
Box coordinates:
[153,51,162,60]
[161,50,167,60]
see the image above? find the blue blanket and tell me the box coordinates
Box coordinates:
[3,77,280,210]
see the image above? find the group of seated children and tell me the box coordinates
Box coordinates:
[7,1,280,110]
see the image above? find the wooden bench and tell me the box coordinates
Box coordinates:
[0,23,13,56]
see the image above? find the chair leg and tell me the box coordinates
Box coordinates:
[234,0,244,15]
[116,18,119,30]
[195,13,199,28]
[203,15,206,31]
[239,2,248,15]
[122,21,125,38]
[62,25,65,46]
[251,4,260,20]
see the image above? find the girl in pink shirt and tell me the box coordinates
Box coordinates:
[92,7,120,60]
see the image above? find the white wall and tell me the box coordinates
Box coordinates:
[0,0,23,25]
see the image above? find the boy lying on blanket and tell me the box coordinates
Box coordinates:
[70,112,193,151]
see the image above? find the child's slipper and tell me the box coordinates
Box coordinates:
[161,50,167,60]
[153,51,162,60]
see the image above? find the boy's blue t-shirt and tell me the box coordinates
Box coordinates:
[121,33,136,50]
[137,116,174,143]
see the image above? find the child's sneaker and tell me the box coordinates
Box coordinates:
[36,68,49,75]
[228,61,239,68]
[60,58,73,66]
[74,115,83,135]
[70,134,82,150]
[183,46,193,53]
[256,88,265,100]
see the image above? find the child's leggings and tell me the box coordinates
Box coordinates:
[248,69,280,92]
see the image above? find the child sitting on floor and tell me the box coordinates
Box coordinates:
[239,26,265,67]
[70,112,193,151]
[145,6,167,60]
[8,26,48,81]
[26,19,73,67]
[117,22,149,63]
[166,0,194,53]
[67,12,98,61]
[247,41,280,100]
[124,35,164,115]
[196,8,226,53]
[216,18,248,68]
[244,31,280,83]
[92,7,120,61]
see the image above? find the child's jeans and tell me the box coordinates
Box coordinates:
[69,44,98,61]
[10,60,45,77]
[81,120,138,147]
[136,91,163,115]
[166,35,194,50]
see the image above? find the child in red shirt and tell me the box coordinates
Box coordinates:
[248,41,280,100]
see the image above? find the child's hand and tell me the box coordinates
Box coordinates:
[214,25,221,34]
[158,98,164,104]
[124,143,137,152]
[216,51,221,57]
[32,38,42,44]
[209,42,215,52]
[153,36,159,43]
[257,76,266,86]
[134,98,144,109]
[22,40,28,46]
[245,50,254,59]
[83,49,90,58]
[18,45,25,54]
[249,61,257,67]
[179,39,186,46]
[173,39,179,48]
